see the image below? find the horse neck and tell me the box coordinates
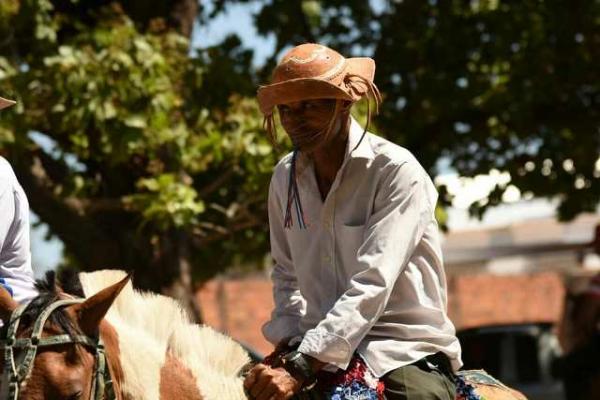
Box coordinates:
[99,320,125,400]
[159,353,204,400]
[99,319,204,400]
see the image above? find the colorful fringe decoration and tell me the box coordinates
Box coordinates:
[455,373,484,400]
[314,356,384,400]
[284,149,307,229]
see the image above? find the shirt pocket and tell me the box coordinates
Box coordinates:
[336,223,366,280]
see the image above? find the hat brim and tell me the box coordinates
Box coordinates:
[257,57,375,115]
[0,97,16,110]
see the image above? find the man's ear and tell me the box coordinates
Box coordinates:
[0,285,18,324]
[71,274,130,336]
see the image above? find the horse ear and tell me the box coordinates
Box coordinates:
[0,285,18,324]
[73,274,130,335]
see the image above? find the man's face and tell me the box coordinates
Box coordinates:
[277,99,345,152]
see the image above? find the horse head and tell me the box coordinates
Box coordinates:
[0,273,128,400]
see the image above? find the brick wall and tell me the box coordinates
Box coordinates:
[447,272,565,329]
[197,272,566,356]
[197,278,275,355]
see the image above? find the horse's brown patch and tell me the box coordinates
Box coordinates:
[100,319,125,400]
[160,353,204,400]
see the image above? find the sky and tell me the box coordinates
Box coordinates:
[194,2,277,64]
[29,1,560,276]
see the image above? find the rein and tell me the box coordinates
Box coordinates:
[0,298,115,400]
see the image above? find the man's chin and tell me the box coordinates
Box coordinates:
[289,135,321,152]
[292,140,324,154]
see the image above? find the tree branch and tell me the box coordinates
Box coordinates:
[190,218,262,247]
[12,151,122,267]
[196,167,236,198]
[31,147,126,214]
[169,0,199,38]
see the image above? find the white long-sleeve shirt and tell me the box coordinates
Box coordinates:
[262,118,462,377]
[0,157,38,304]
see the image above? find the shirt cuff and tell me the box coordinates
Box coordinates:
[297,328,352,370]
[262,315,302,345]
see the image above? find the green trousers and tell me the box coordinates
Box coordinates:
[293,355,456,400]
[383,363,456,400]
[295,363,456,400]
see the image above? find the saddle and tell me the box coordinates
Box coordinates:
[457,370,528,400]
[287,368,529,399]
[257,347,529,400]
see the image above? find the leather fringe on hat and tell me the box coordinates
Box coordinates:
[0,97,16,110]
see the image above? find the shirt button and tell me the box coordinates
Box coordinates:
[323,255,331,263]
[323,221,331,229]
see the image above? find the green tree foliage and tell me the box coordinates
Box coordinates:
[0,0,598,318]
[216,0,600,220]
[0,0,278,318]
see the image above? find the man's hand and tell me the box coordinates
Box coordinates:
[243,363,303,400]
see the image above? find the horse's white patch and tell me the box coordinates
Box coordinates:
[168,325,248,399]
[79,270,249,400]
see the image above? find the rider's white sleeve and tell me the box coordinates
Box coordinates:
[261,176,306,345]
[0,157,38,305]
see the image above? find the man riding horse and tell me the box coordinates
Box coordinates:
[243,43,462,400]
[0,96,38,307]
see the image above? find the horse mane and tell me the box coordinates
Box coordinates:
[0,270,89,340]
[78,269,249,399]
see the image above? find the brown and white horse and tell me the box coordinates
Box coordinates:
[0,269,529,400]
[0,269,249,399]
[556,273,600,400]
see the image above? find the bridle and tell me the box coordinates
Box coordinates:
[0,298,115,400]
[0,298,114,399]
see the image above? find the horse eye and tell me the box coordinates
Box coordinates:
[67,391,82,400]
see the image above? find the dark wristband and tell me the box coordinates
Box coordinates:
[282,351,317,387]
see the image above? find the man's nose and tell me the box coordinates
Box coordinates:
[284,112,306,124]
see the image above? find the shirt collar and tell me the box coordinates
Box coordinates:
[346,116,375,160]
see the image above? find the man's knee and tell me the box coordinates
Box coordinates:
[383,364,455,400]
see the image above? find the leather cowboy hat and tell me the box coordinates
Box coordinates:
[257,43,379,116]
[0,96,16,110]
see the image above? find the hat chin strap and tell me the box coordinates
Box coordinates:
[283,102,352,230]
[287,102,348,151]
